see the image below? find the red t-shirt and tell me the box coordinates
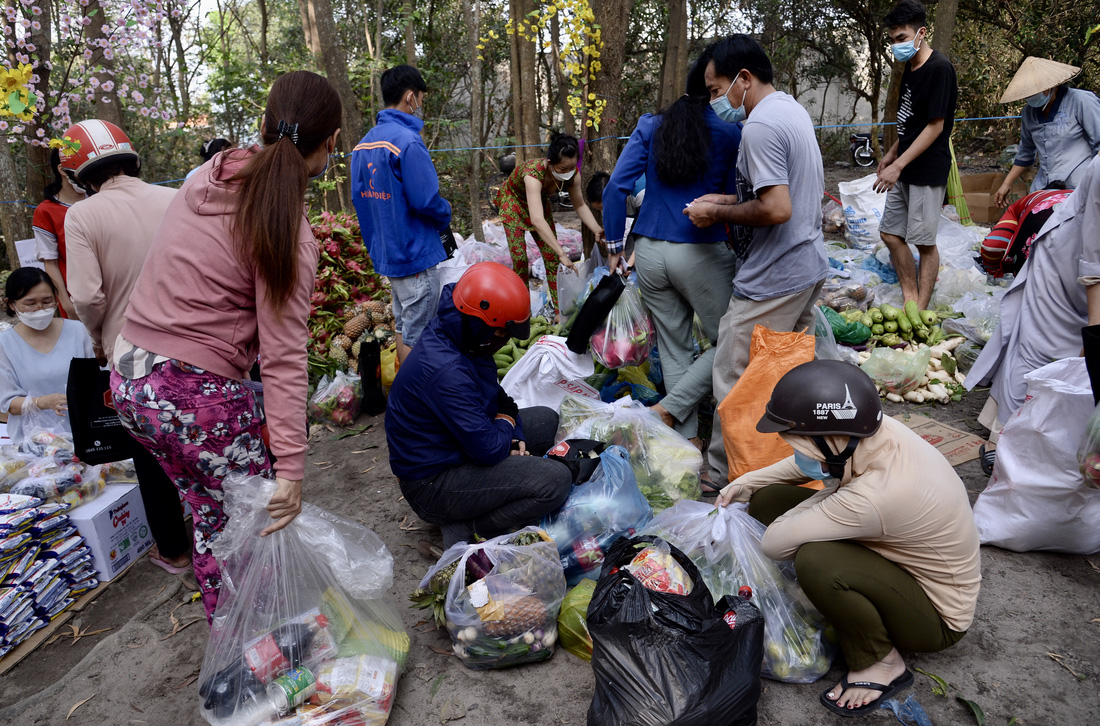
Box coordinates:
[979,189,1071,277]
[31,198,72,318]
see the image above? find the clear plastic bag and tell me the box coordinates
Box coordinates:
[540,446,653,586]
[819,281,875,312]
[200,474,408,725]
[557,264,586,319]
[416,526,566,670]
[813,307,842,361]
[557,579,596,662]
[590,278,654,369]
[860,347,932,394]
[556,395,702,513]
[17,397,75,461]
[1078,401,1100,489]
[641,501,837,683]
[307,371,362,426]
[943,291,1002,345]
[455,237,512,268]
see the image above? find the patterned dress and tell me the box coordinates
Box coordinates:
[495,158,565,309]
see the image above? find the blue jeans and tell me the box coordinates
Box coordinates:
[400,407,571,546]
[390,265,443,348]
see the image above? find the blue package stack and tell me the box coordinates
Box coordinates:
[0,493,98,658]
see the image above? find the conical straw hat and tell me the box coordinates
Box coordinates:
[1000,56,1081,104]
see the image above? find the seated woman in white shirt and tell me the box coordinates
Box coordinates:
[0,267,94,445]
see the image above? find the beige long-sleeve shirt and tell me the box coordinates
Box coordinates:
[65,174,177,361]
[731,416,982,632]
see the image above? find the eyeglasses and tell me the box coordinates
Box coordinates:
[14,299,54,312]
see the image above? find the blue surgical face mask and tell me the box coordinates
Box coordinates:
[711,79,748,124]
[890,31,923,62]
[1025,90,1052,109]
[311,157,329,180]
[794,451,829,481]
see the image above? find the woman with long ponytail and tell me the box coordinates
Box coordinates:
[601,50,741,475]
[109,71,341,619]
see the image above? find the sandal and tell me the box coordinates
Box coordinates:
[978,444,995,477]
[819,669,914,718]
[148,553,191,575]
[700,477,722,499]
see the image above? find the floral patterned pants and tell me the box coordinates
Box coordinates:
[111,360,272,621]
[503,221,561,312]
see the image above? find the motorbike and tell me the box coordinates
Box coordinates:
[849,133,883,167]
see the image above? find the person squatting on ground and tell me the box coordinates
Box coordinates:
[0,268,94,445]
[718,360,980,717]
[996,56,1100,203]
[683,34,828,485]
[110,71,342,619]
[385,262,572,549]
[601,48,741,450]
[875,0,958,310]
[352,64,452,365]
[494,133,605,311]
[32,148,85,319]
[60,119,192,576]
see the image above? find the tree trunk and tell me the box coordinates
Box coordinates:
[309,0,361,210]
[403,4,416,66]
[518,0,539,158]
[298,0,322,62]
[590,0,634,175]
[464,0,483,239]
[930,0,959,59]
[24,0,51,206]
[84,0,123,129]
[882,59,903,153]
[0,146,30,269]
[508,0,525,159]
[550,14,575,136]
[656,0,687,112]
[169,13,191,120]
[258,0,269,66]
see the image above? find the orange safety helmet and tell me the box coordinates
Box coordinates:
[58,120,140,182]
[453,262,531,339]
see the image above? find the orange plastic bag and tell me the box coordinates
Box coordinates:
[718,325,815,481]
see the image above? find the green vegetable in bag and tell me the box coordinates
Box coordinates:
[558,579,596,661]
[819,306,872,345]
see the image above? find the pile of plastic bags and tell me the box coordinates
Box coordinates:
[0,493,99,657]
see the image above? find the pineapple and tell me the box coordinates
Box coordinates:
[482,596,547,638]
[409,559,461,629]
[348,357,358,372]
[351,340,362,359]
[364,299,386,318]
[329,345,349,367]
[340,304,361,322]
[504,531,564,592]
[333,334,353,351]
[343,314,370,340]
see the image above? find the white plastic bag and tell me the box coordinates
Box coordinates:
[943,291,1003,345]
[415,526,566,670]
[455,237,512,268]
[640,500,837,683]
[557,264,585,319]
[838,173,887,250]
[201,475,408,724]
[934,214,986,271]
[556,395,702,512]
[972,358,1100,554]
[500,335,599,410]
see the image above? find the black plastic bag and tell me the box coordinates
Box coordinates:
[66,358,131,464]
[587,535,764,726]
[358,339,386,415]
[566,273,625,354]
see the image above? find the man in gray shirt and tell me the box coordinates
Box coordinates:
[685,34,828,484]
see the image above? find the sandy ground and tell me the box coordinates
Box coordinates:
[1,162,1098,725]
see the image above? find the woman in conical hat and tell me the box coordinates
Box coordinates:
[995,56,1100,206]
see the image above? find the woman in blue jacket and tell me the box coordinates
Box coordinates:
[602,50,741,459]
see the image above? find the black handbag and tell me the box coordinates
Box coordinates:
[66,358,131,464]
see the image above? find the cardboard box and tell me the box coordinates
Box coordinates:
[68,484,153,582]
[960,173,1027,226]
[893,413,985,466]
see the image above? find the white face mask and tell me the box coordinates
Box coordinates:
[552,168,575,182]
[17,307,55,330]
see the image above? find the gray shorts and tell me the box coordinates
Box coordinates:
[879,181,946,247]
[390,265,442,348]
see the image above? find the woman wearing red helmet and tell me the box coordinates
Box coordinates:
[386,262,572,547]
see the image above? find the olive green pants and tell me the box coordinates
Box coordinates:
[748,485,966,670]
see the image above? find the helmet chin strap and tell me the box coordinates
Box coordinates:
[811,436,859,480]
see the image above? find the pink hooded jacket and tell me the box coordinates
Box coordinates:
[121,147,319,480]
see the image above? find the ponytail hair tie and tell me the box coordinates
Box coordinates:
[276,120,299,146]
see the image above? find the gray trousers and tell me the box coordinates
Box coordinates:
[707,281,823,482]
[634,236,737,438]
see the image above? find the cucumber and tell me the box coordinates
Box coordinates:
[869,308,884,324]
[920,310,938,327]
[879,303,900,321]
[860,313,875,328]
[904,300,927,333]
[896,313,912,334]
[871,324,885,335]
[884,320,898,333]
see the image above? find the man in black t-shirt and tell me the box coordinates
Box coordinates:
[874,0,958,309]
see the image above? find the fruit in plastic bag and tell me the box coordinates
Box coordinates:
[860,346,932,395]
[308,371,363,425]
[557,579,595,662]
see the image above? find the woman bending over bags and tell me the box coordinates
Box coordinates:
[110,71,341,619]
[0,268,94,445]
[718,360,980,717]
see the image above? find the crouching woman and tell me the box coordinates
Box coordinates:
[718,360,980,717]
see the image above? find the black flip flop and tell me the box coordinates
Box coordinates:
[700,477,722,499]
[978,444,995,477]
[819,669,914,718]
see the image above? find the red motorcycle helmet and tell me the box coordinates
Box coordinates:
[453,262,531,340]
[58,120,140,183]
